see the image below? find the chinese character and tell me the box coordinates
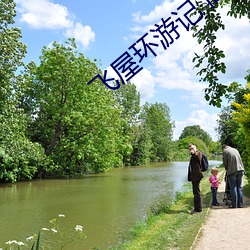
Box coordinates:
[111,51,143,83]
[205,0,219,9]
[87,51,143,90]
[87,70,121,90]
[87,0,208,90]
[129,33,158,62]
[174,0,204,31]
[150,16,180,50]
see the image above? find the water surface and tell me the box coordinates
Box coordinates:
[0,160,221,249]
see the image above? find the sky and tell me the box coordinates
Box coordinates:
[14,0,250,141]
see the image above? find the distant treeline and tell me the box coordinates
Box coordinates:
[1,1,249,183]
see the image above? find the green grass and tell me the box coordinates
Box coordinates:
[111,170,225,250]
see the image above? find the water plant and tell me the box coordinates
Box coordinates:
[1,214,86,249]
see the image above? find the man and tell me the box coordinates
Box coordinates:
[188,143,204,214]
[222,144,244,208]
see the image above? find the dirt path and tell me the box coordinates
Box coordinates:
[192,174,250,250]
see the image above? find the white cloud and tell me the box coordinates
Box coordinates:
[16,0,95,49]
[132,69,156,103]
[104,66,155,103]
[16,0,73,29]
[215,7,250,81]
[173,110,219,141]
[65,22,95,48]
[132,0,177,23]
[126,0,249,143]
[129,0,250,97]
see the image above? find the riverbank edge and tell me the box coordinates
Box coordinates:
[110,168,225,250]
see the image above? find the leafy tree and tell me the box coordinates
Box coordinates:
[129,122,153,165]
[179,125,212,146]
[140,102,174,162]
[113,81,140,124]
[178,136,209,156]
[215,72,250,176]
[113,81,140,165]
[0,0,47,182]
[24,39,126,175]
[216,72,250,150]
[216,106,240,147]
[208,141,222,155]
[231,82,250,176]
[0,0,27,109]
[192,0,249,107]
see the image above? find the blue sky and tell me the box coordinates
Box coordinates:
[14,0,250,141]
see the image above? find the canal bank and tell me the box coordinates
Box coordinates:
[0,160,222,249]
[112,168,224,250]
[0,161,194,249]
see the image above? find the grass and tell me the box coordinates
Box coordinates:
[243,178,250,197]
[111,169,225,250]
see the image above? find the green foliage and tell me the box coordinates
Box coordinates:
[178,136,209,156]
[209,141,222,154]
[114,176,213,250]
[113,81,141,166]
[216,106,240,147]
[3,214,86,249]
[130,123,154,165]
[1,0,217,181]
[192,0,249,107]
[0,108,49,182]
[31,231,40,250]
[24,39,126,175]
[0,0,27,109]
[0,0,48,182]
[216,72,250,177]
[139,102,174,163]
[171,148,190,161]
[230,78,250,177]
[179,125,212,146]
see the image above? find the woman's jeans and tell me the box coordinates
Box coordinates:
[228,170,244,208]
[211,187,218,205]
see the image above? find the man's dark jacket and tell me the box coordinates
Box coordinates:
[188,150,204,182]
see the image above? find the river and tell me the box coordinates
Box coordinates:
[0,160,222,249]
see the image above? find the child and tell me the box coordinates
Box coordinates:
[209,168,220,206]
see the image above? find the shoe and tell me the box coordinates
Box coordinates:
[228,205,236,208]
[190,209,201,214]
[212,203,220,206]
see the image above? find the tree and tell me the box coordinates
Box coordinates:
[140,102,174,162]
[215,72,250,176]
[179,125,212,146]
[24,39,126,175]
[231,82,250,176]
[0,0,47,182]
[129,122,153,165]
[192,0,249,107]
[216,106,240,147]
[216,72,250,150]
[178,136,209,156]
[0,0,27,109]
[112,81,140,165]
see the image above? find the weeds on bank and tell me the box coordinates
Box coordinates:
[112,177,213,250]
[1,214,86,250]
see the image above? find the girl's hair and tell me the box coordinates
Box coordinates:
[211,167,218,174]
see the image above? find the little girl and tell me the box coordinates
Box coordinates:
[209,168,220,206]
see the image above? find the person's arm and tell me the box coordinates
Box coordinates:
[223,152,228,171]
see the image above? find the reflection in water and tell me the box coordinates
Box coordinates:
[0,160,221,249]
